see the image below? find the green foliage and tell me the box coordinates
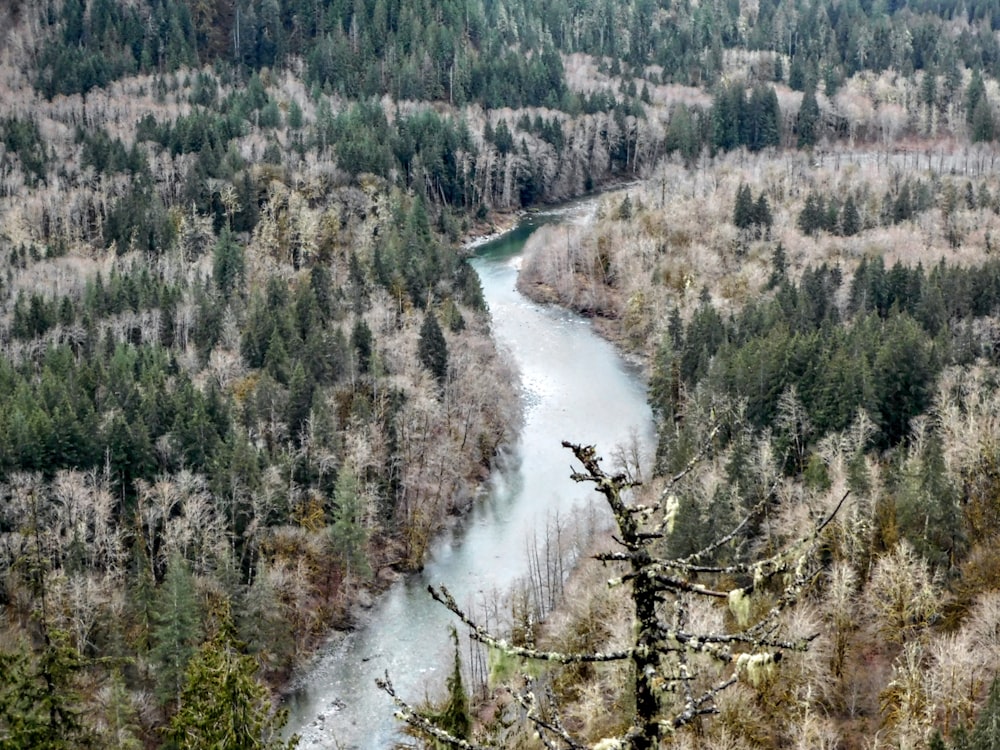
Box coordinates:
[330,464,370,578]
[970,98,996,143]
[711,82,781,153]
[418,311,449,385]
[798,191,831,235]
[733,184,754,230]
[970,676,1000,749]
[734,184,773,239]
[435,628,471,741]
[166,606,298,750]
[893,428,963,569]
[966,70,989,129]
[213,228,245,299]
[151,555,201,710]
[797,84,820,148]
[665,104,700,164]
[351,318,374,375]
[840,195,862,236]
[654,254,1000,464]
[0,631,95,750]
[1,117,49,184]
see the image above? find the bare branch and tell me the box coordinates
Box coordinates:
[515,682,589,750]
[429,585,633,664]
[667,676,738,731]
[376,672,488,750]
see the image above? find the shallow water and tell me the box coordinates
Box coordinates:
[284,204,654,748]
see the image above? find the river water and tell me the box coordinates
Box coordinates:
[285,202,654,748]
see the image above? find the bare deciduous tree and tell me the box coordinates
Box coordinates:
[379,441,846,749]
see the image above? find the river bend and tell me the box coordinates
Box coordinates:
[285,202,654,748]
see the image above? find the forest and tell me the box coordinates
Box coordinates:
[1,0,1000,747]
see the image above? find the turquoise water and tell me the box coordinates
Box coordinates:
[285,204,653,748]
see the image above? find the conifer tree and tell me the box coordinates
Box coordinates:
[330,464,369,578]
[0,630,96,749]
[436,627,471,741]
[166,605,298,750]
[733,184,754,230]
[151,554,200,709]
[966,69,988,130]
[970,98,995,143]
[841,195,862,236]
[753,193,773,238]
[418,311,449,385]
[212,227,244,299]
[797,83,820,148]
[971,676,1000,749]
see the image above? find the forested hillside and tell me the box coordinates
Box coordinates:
[1,0,1000,747]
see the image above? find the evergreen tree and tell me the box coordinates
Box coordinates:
[710,82,742,152]
[733,184,754,229]
[893,182,914,224]
[330,464,369,578]
[665,104,699,164]
[212,227,244,298]
[971,676,1000,749]
[435,628,470,740]
[151,555,200,709]
[797,83,820,148]
[798,192,826,235]
[970,98,995,143]
[166,605,298,750]
[0,630,96,749]
[966,69,988,129]
[840,195,862,236]
[418,311,449,385]
[285,363,314,442]
[746,85,781,151]
[351,318,373,375]
[767,243,788,289]
[752,193,773,238]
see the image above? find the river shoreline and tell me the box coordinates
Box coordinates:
[283,201,655,749]
[279,213,532,706]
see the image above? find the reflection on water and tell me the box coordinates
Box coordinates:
[285,206,653,749]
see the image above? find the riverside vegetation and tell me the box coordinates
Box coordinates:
[1,0,1000,748]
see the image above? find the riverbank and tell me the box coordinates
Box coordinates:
[283,202,655,749]
[513,187,655,377]
[462,211,524,251]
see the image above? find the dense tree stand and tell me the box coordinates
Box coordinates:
[380,441,847,748]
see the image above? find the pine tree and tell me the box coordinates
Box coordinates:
[665,104,698,164]
[418,311,448,385]
[330,464,369,578]
[966,69,988,129]
[435,627,471,741]
[767,243,788,289]
[166,605,298,750]
[798,192,825,235]
[971,676,1000,749]
[970,98,995,143]
[841,195,861,236]
[797,83,820,148]
[733,184,754,229]
[752,193,773,238]
[151,554,200,709]
[351,318,373,375]
[0,630,96,749]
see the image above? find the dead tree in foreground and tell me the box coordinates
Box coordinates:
[379,442,847,749]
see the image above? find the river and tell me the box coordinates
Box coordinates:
[284,201,655,748]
